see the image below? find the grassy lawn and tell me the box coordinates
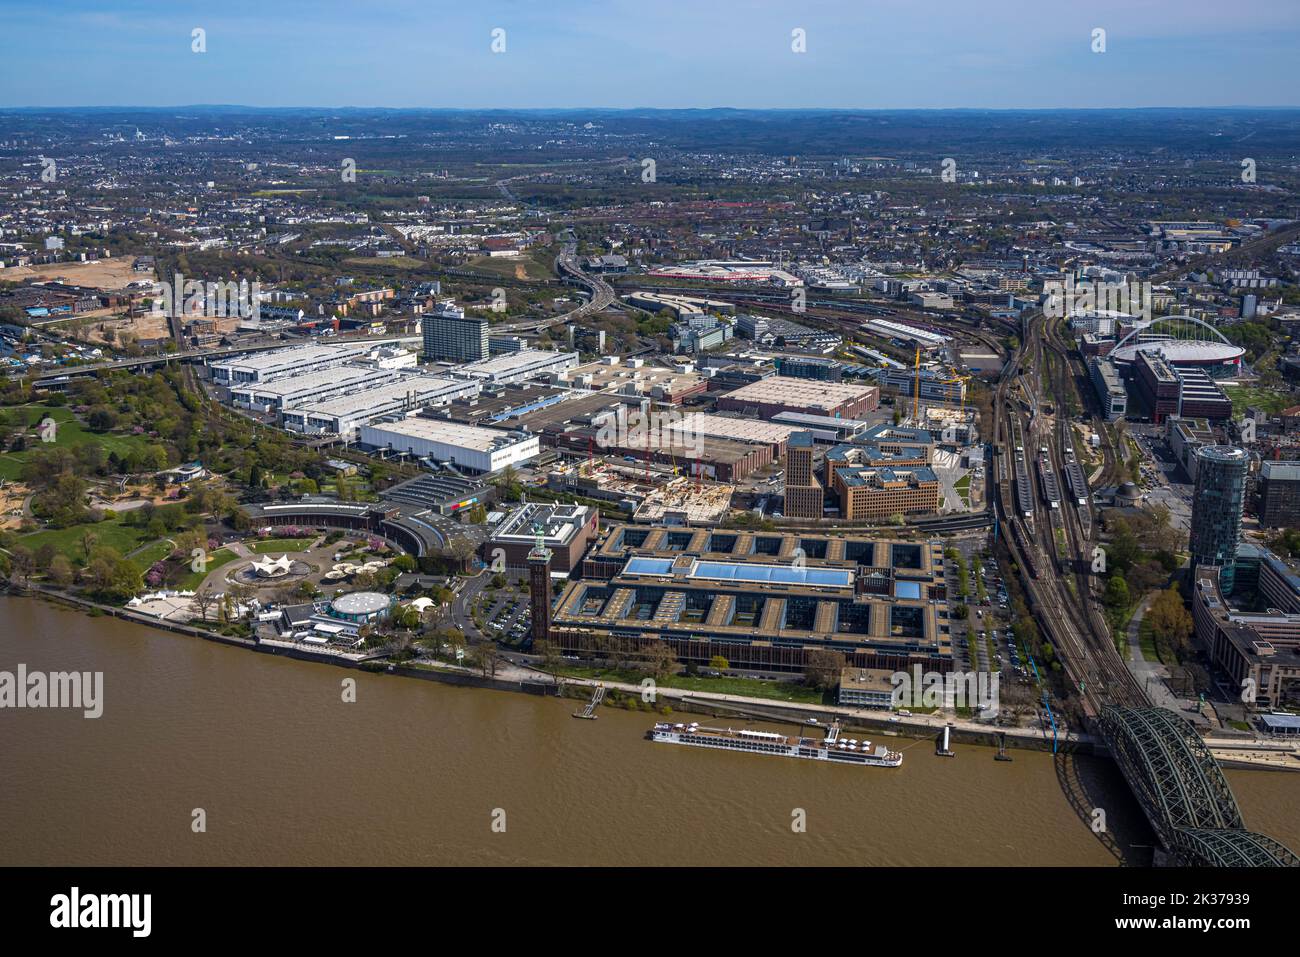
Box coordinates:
[128,538,176,572]
[0,404,154,481]
[1137,617,1160,663]
[19,514,149,561]
[554,665,828,705]
[176,546,238,590]
[1222,385,1295,417]
[248,537,315,554]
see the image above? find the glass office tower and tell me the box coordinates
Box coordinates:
[1189,445,1249,593]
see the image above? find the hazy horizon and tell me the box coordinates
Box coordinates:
[2,0,1298,110]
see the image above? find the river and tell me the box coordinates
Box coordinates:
[1,597,1294,866]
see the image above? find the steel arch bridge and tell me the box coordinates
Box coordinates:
[1100,706,1299,867]
[1111,314,1234,352]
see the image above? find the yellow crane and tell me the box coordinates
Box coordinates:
[912,347,922,423]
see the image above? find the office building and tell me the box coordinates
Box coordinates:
[1089,357,1127,420]
[1192,546,1300,711]
[837,667,896,708]
[528,546,553,646]
[830,461,940,520]
[1189,446,1249,592]
[554,524,953,674]
[873,367,967,405]
[1134,349,1181,423]
[783,432,824,519]
[484,502,599,573]
[1166,416,1215,481]
[421,303,488,362]
[1257,461,1300,529]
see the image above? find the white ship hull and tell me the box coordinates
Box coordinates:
[650,724,902,767]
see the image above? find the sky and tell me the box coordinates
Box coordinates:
[1,0,1298,110]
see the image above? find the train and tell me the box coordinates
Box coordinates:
[1062,446,1089,507]
[1037,454,1061,509]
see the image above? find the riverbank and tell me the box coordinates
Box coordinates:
[8,585,1299,769]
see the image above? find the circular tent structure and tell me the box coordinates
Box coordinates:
[329,591,393,624]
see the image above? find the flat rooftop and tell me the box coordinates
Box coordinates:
[669,412,802,446]
[212,342,380,374]
[492,502,592,545]
[721,375,878,411]
[456,348,577,378]
[286,375,471,417]
[365,417,532,452]
[229,364,382,397]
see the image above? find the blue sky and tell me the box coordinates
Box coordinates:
[2,0,1298,109]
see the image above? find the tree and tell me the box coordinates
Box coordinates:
[708,655,729,671]
[1104,575,1130,613]
[8,544,34,585]
[193,586,216,621]
[640,640,677,680]
[472,641,500,678]
[804,648,847,690]
[1147,587,1193,660]
[47,554,75,587]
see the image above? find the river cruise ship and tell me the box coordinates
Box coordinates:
[648,719,902,767]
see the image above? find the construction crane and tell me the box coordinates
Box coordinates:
[912,347,922,423]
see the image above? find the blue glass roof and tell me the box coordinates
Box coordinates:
[624,557,675,575]
[894,580,923,599]
[689,560,851,587]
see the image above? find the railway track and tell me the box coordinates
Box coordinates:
[989,310,1147,719]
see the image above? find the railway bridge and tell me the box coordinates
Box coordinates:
[1100,706,1299,866]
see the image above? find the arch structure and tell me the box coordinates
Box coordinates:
[1100,706,1298,867]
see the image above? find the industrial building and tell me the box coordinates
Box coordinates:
[228,365,401,413]
[483,502,599,573]
[279,375,479,439]
[359,417,540,474]
[553,524,953,673]
[859,317,950,351]
[716,375,879,420]
[666,412,802,458]
[208,342,384,385]
[771,411,874,443]
[454,348,579,386]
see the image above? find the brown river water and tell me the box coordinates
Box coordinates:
[1,597,1294,866]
